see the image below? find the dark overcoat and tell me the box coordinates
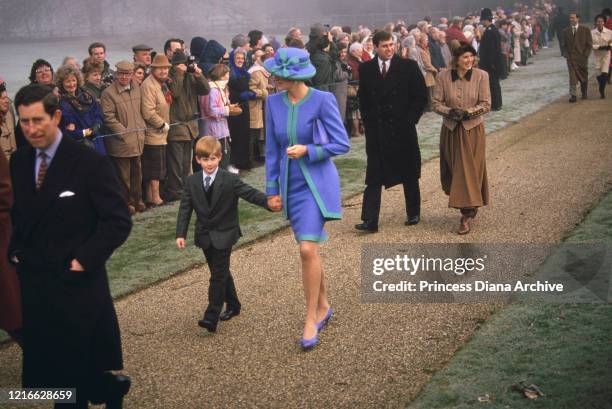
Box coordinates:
[9,135,131,388]
[358,55,427,188]
[478,24,504,110]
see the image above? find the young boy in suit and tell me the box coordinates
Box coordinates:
[176,136,280,332]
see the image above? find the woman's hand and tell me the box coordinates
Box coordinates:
[83,128,93,137]
[66,123,76,131]
[286,144,307,159]
[267,195,282,212]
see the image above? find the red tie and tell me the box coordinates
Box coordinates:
[36,152,47,191]
[381,61,388,78]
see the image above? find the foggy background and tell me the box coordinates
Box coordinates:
[0,0,598,42]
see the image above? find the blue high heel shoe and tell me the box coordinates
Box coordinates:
[315,308,333,332]
[300,333,319,350]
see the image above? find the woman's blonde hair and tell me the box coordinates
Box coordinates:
[55,64,83,90]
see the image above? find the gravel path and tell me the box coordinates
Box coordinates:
[1,60,611,409]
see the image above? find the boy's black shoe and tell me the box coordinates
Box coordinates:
[219,309,240,321]
[198,319,217,332]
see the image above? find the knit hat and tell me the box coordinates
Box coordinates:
[190,37,207,63]
[263,47,316,80]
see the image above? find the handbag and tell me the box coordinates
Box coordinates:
[313,118,329,145]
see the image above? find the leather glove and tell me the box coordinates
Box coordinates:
[449,108,466,121]
[91,123,101,135]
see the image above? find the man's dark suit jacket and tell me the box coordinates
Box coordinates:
[176,168,269,250]
[358,55,427,188]
[9,134,132,388]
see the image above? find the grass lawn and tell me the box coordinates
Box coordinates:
[408,191,612,409]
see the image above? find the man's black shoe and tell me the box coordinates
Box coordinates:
[405,215,420,226]
[569,95,577,103]
[219,309,240,321]
[103,374,131,409]
[355,221,378,233]
[198,319,217,332]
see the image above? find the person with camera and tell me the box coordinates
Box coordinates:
[88,42,115,86]
[161,49,210,202]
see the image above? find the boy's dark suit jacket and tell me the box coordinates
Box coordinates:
[9,135,132,388]
[176,169,269,250]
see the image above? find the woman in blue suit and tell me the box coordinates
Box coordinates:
[264,48,350,350]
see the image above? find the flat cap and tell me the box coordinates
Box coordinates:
[132,44,153,52]
[115,60,135,72]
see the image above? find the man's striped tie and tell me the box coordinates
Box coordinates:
[36,152,48,190]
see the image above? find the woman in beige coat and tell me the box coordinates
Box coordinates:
[432,44,491,235]
[248,50,270,163]
[418,35,439,110]
[141,55,171,207]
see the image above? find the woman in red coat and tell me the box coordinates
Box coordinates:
[0,150,22,346]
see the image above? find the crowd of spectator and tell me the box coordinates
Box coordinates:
[1,0,610,215]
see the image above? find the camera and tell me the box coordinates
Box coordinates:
[187,55,197,73]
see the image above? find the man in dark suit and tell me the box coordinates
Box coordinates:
[478,8,504,111]
[176,136,275,333]
[561,12,593,102]
[356,30,428,233]
[9,84,132,409]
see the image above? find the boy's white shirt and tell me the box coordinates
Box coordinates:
[202,167,219,185]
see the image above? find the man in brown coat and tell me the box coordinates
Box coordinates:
[163,49,210,202]
[561,12,593,102]
[101,60,147,214]
[0,152,22,346]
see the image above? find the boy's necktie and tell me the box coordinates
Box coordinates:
[204,175,211,192]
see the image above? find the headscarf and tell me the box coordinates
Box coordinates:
[229,48,250,80]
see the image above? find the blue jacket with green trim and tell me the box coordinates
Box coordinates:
[264,88,350,220]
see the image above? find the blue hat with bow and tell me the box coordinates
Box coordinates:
[263,47,316,80]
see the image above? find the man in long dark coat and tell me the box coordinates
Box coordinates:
[560,12,593,102]
[356,31,428,232]
[9,84,132,409]
[478,8,503,111]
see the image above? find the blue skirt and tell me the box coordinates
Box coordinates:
[286,159,327,242]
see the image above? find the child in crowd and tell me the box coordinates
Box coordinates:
[199,64,240,170]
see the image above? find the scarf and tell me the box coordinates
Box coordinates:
[60,88,95,113]
[160,80,172,105]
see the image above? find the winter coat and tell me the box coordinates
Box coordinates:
[140,75,170,145]
[101,80,146,157]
